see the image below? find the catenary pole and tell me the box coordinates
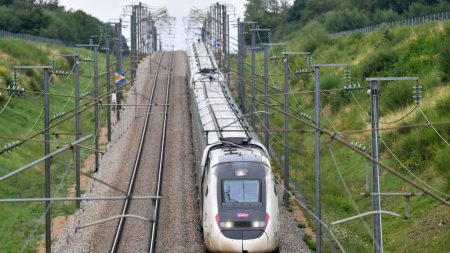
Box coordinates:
[283,52,289,207]
[264,45,269,150]
[74,52,81,208]
[370,79,383,253]
[44,67,51,253]
[105,35,111,142]
[314,65,322,253]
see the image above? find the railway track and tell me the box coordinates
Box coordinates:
[109,50,173,253]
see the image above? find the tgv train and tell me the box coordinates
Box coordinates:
[188,40,280,253]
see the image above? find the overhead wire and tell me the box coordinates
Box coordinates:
[349,88,450,198]
[418,106,450,146]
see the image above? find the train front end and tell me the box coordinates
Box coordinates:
[204,152,279,253]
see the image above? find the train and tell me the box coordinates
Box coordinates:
[187,39,280,253]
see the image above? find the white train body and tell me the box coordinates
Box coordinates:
[188,40,280,253]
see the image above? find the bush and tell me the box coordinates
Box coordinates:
[297,21,331,53]
[433,146,450,173]
[323,8,370,32]
[435,94,450,116]
[360,47,399,77]
[379,82,414,112]
[438,36,450,81]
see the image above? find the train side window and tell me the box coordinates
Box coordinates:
[205,186,208,197]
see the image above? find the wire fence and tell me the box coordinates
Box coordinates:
[333,11,450,36]
[0,29,71,45]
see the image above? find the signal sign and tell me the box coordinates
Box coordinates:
[115,71,126,85]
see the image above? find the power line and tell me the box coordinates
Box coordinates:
[418,106,450,146]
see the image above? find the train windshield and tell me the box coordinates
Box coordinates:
[222,180,260,203]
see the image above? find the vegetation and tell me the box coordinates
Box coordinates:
[236,3,450,251]
[244,0,450,35]
[0,0,129,54]
[0,37,119,252]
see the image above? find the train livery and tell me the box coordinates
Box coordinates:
[188,40,280,253]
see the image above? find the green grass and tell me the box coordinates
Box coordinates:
[234,21,450,253]
[0,37,123,252]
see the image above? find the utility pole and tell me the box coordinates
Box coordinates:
[263,45,269,150]
[43,66,51,253]
[314,66,321,253]
[222,5,227,70]
[313,63,347,253]
[115,19,123,121]
[283,52,290,207]
[365,76,418,253]
[282,51,309,207]
[15,65,52,252]
[74,51,81,208]
[250,27,270,129]
[76,41,99,172]
[226,13,230,88]
[131,8,137,80]
[93,43,99,172]
[237,20,256,115]
[237,18,245,114]
[105,35,112,142]
[251,25,256,129]
[369,78,382,253]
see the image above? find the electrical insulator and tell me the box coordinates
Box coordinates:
[413,83,422,105]
[51,57,57,69]
[344,67,351,84]
[307,56,313,68]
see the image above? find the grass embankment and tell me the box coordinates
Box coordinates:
[234,21,449,252]
[0,38,126,252]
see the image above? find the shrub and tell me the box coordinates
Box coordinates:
[360,47,399,77]
[379,81,414,112]
[435,94,450,116]
[433,146,450,174]
[438,36,450,81]
[297,21,331,53]
[323,8,370,32]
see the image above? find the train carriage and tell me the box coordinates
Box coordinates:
[188,40,280,253]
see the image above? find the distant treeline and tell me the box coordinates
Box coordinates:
[0,0,109,45]
[244,0,450,37]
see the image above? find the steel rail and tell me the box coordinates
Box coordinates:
[149,50,173,253]
[110,52,166,253]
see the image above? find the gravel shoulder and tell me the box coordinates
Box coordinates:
[53,54,160,253]
[53,51,311,253]
[154,51,205,252]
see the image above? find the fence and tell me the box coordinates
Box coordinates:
[0,29,70,45]
[333,11,450,36]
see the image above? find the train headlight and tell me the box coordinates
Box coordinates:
[251,221,266,228]
[235,169,248,177]
[219,221,234,228]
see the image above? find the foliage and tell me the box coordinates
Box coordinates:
[0,0,103,44]
[438,31,450,81]
[271,0,450,35]
[244,21,450,253]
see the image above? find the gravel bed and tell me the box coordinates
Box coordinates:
[277,184,313,253]
[53,51,310,253]
[115,51,171,252]
[154,51,205,252]
[53,54,158,253]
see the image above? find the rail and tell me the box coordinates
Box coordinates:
[109,51,166,253]
[148,50,174,253]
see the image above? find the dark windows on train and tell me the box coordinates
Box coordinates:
[222,180,260,203]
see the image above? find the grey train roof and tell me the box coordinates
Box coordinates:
[188,41,252,146]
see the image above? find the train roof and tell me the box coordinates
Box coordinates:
[189,41,217,74]
[192,76,251,145]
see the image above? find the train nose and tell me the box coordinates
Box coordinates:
[217,232,269,252]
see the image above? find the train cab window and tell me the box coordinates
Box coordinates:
[222,180,260,203]
[205,186,208,197]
